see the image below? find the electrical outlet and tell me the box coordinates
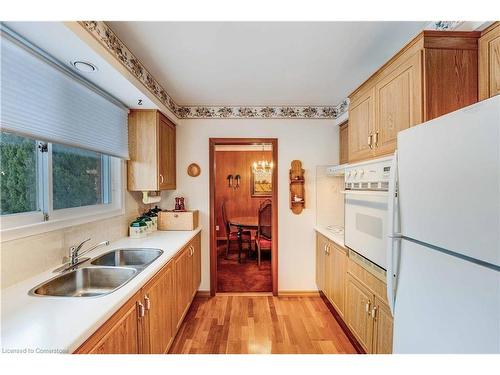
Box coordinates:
[216,225,220,231]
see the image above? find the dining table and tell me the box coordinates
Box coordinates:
[228,216,259,263]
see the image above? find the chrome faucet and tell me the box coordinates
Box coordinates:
[68,238,110,267]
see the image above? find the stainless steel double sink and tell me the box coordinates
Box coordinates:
[29,248,163,298]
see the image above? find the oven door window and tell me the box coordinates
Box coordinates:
[345,193,388,269]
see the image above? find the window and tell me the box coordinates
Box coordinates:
[0,131,123,238]
[52,144,110,210]
[0,132,39,215]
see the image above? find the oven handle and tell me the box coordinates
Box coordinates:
[341,190,388,197]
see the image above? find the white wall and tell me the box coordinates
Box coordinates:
[162,118,339,292]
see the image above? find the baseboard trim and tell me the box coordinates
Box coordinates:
[216,292,273,297]
[319,291,365,354]
[196,290,211,297]
[278,290,321,297]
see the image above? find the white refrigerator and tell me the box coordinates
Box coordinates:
[387,96,500,353]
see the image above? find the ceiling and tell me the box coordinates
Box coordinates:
[108,21,429,106]
[3,21,158,110]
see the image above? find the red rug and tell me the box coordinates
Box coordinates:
[217,241,272,292]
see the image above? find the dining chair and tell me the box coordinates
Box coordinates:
[256,199,272,268]
[221,201,251,259]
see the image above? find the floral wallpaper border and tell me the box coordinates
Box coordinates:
[79,21,348,120]
[428,21,463,31]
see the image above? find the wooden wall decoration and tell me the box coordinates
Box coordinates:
[215,150,273,238]
[187,163,201,177]
[289,160,305,215]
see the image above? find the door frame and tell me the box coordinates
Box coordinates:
[209,138,278,296]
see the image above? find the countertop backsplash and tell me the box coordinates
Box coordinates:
[0,190,145,289]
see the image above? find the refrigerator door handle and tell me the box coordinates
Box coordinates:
[386,150,400,316]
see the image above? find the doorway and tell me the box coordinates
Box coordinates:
[209,138,278,296]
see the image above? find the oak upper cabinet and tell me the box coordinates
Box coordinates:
[141,261,174,354]
[329,242,347,318]
[339,121,349,165]
[345,274,374,353]
[479,22,500,100]
[372,296,394,354]
[348,87,376,163]
[128,109,176,191]
[374,51,422,157]
[348,31,479,163]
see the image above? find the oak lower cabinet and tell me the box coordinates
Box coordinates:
[174,234,202,330]
[87,294,142,354]
[348,31,479,163]
[479,22,500,100]
[315,233,328,292]
[315,232,393,354]
[316,234,347,318]
[345,274,374,353]
[141,261,174,354]
[345,259,394,354]
[74,232,201,354]
[128,109,176,191]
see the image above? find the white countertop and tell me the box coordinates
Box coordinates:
[0,228,201,353]
[314,225,345,248]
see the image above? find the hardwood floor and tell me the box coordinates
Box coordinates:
[217,241,272,292]
[169,295,358,354]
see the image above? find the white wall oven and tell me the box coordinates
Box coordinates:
[343,156,393,269]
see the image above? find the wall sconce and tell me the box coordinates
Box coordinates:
[227,174,241,190]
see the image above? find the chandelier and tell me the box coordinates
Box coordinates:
[252,160,273,172]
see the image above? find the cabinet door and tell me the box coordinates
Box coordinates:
[158,113,176,190]
[330,243,347,318]
[348,87,375,163]
[89,303,140,354]
[143,262,174,354]
[345,274,374,353]
[372,296,394,354]
[374,51,422,157]
[192,234,201,298]
[174,245,192,329]
[315,234,327,292]
[487,35,500,98]
[339,122,349,165]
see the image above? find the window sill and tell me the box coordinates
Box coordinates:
[0,208,126,243]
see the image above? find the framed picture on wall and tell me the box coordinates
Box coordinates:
[251,167,272,197]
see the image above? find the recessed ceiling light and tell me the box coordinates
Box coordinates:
[71,61,98,73]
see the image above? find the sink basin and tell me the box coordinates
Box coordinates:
[30,267,136,297]
[90,248,163,269]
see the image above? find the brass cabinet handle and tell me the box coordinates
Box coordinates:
[371,306,378,320]
[368,134,373,149]
[365,301,371,314]
[374,131,379,147]
[144,295,151,310]
[159,174,164,184]
[137,302,145,318]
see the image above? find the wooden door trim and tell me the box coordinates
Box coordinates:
[209,138,279,296]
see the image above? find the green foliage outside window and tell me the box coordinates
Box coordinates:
[0,131,110,216]
[0,132,38,215]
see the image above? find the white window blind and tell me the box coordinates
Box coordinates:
[0,30,129,159]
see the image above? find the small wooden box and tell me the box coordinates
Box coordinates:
[158,210,199,231]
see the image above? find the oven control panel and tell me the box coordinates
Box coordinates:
[344,156,393,191]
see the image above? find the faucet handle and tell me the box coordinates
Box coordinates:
[70,238,91,255]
